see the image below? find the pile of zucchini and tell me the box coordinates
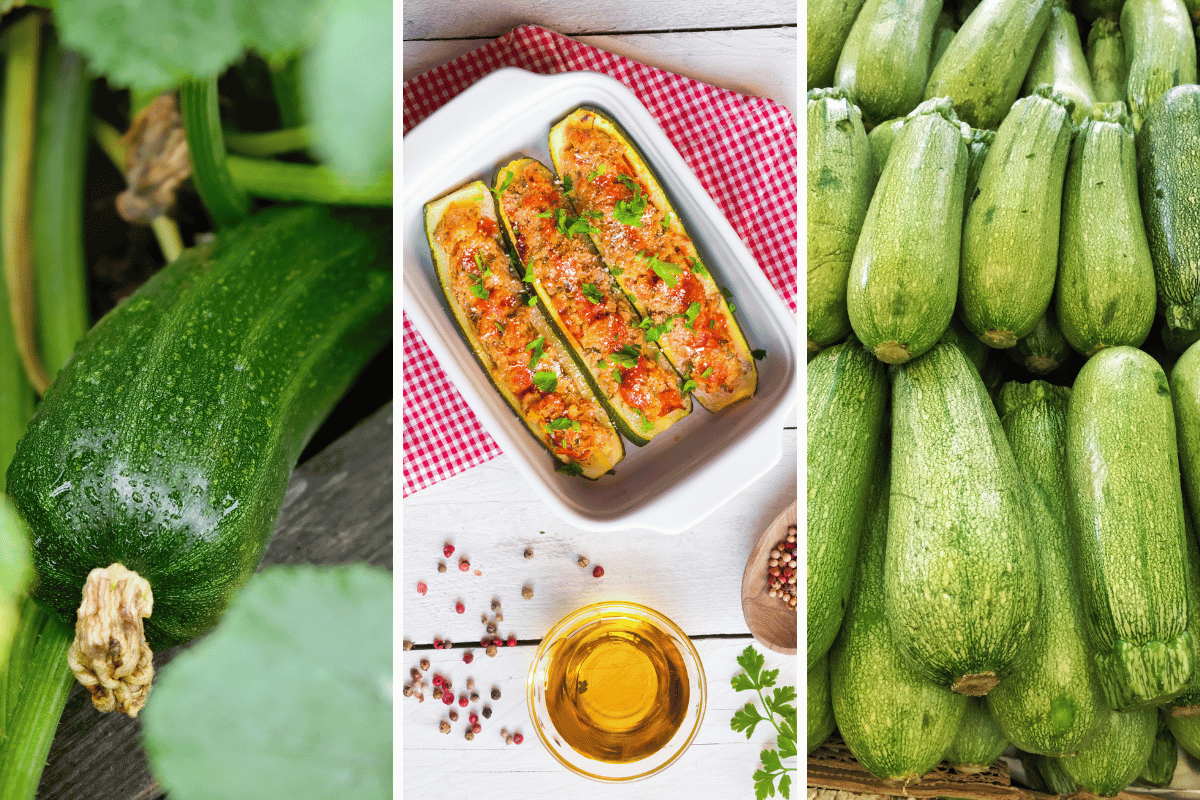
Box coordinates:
[809,0,1200,791]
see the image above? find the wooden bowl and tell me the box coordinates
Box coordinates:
[740,499,797,655]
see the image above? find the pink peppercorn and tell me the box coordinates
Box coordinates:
[433,674,444,687]
[433,638,443,649]
[444,543,455,558]
[459,558,470,572]
[471,722,482,734]
[469,712,479,725]
[507,634,517,647]
[513,733,524,744]
[592,566,604,578]
[480,636,491,648]
[458,695,468,707]
[492,638,503,647]
[417,581,427,595]
[463,651,474,664]
[442,692,454,705]
[455,601,465,614]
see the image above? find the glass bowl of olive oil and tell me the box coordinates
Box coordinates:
[526,601,706,781]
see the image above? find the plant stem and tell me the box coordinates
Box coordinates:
[178,76,250,228]
[268,55,305,129]
[91,117,185,263]
[0,601,73,800]
[224,126,309,157]
[1,11,51,395]
[226,156,392,206]
[753,684,786,740]
[30,31,91,378]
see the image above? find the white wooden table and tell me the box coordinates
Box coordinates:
[401,3,798,797]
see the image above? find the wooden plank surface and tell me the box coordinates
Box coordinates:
[36,403,394,800]
[402,0,797,41]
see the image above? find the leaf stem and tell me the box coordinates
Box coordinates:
[178,76,250,228]
[1,11,52,395]
[225,156,391,206]
[224,126,309,157]
[0,600,74,800]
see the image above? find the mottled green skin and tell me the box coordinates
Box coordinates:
[808,0,870,88]
[1137,85,1200,336]
[6,206,392,650]
[807,655,835,754]
[960,89,1073,348]
[1066,346,1193,710]
[807,339,887,670]
[847,101,967,364]
[833,0,943,127]
[924,0,1054,129]
[1086,19,1126,104]
[987,381,1105,756]
[885,342,1040,691]
[1168,505,1200,712]
[944,697,1008,771]
[1122,0,1196,130]
[1056,108,1156,358]
[1059,702,1157,795]
[830,446,967,781]
[1168,710,1200,759]
[807,90,875,353]
[1176,342,1200,525]
[1009,309,1072,375]
[1140,711,1178,788]
[1022,4,1096,124]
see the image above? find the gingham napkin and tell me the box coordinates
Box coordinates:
[402,24,797,497]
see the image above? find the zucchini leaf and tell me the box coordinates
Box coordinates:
[141,564,392,800]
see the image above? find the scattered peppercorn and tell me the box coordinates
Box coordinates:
[495,612,503,622]
[437,562,447,573]
[505,734,514,745]
[403,639,412,651]
[486,621,498,635]
[480,636,491,648]
[473,569,482,576]
[593,565,604,578]
[459,558,470,572]
[443,678,452,691]
[420,658,430,671]
[444,543,455,558]
[440,720,451,734]
[465,730,475,741]
[491,599,501,611]
[492,638,503,647]
[433,639,443,649]
[463,651,474,664]
[491,686,501,700]
[433,687,443,700]
[455,601,465,614]
[467,679,476,690]
[443,692,455,705]
[486,644,498,657]
[470,692,480,703]
[577,555,589,568]
[513,733,524,745]
[524,547,534,559]
[507,634,517,647]
[410,667,421,681]
[403,685,413,697]
[481,613,489,624]
[458,695,468,708]
[501,728,508,737]
[471,722,482,734]
[469,712,479,725]
[417,581,427,595]
[482,706,492,719]
[433,674,443,687]
[449,709,458,722]
[522,585,533,599]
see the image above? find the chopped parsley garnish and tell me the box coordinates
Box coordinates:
[468,271,489,300]
[647,255,683,287]
[662,212,672,231]
[541,208,599,238]
[583,209,602,219]
[681,378,697,395]
[752,349,767,361]
[536,210,554,219]
[701,367,714,378]
[525,335,546,369]
[494,170,514,196]
[561,175,573,193]
[636,410,653,432]
[608,345,641,369]
[587,165,605,181]
[638,316,676,344]
[581,283,604,304]
[533,370,558,392]
[684,302,702,330]
[545,417,581,432]
[612,366,623,384]
[526,295,538,306]
[608,264,624,277]
[556,461,584,477]
[522,261,536,283]
[690,257,710,278]
[493,321,505,333]
[613,175,647,227]
[721,287,737,315]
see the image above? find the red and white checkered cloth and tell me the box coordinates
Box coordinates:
[402,24,797,497]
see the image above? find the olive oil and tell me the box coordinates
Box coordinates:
[544,612,689,763]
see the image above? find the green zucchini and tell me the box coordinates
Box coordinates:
[1169,503,1200,715]
[923,0,1055,129]
[929,11,958,73]
[941,315,991,376]
[1079,0,1126,22]
[1066,346,1193,711]
[807,89,876,354]
[943,698,1009,773]
[1059,702,1158,796]
[1008,309,1072,375]
[865,116,905,183]
[1176,341,1200,525]
[847,98,969,364]
[1023,0,1097,124]
[807,338,887,669]
[833,0,944,126]
[1136,84,1200,339]
[1087,18,1127,104]
[549,108,758,413]
[808,655,836,754]
[1121,0,1197,130]
[425,182,624,479]
[1055,102,1156,358]
[959,87,1073,348]
[1139,711,1178,788]
[986,381,1105,757]
[1168,710,1200,759]
[809,0,871,88]
[886,341,1040,695]
[5,205,391,715]
[829,439,967,781]
[493,158,690,446]
[962,126,995,208]
[1023,752,1079,794]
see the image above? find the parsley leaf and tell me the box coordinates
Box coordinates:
[495,170,515,195]
[561,174,573,193]
[701,367,714,378]
[468,273,488,300]
[608,345,641,369]
[581,284,604,304]
[525,336,546,369]
[681,378,697,395]
[532,371,558,393]
[638,316,676,344]
[587,165,605,181]
[608,264,624,277]
[647,255,683,288]
[721,287,737,315]
[613,175,647,226]
[731,646,796,800]
[690,257,711,278]
[752,349,767,361]
[526,295,538,307]
[555,461,583,477]
[661,212,672,231]
[545,417,581,432]
[684,302,701,330]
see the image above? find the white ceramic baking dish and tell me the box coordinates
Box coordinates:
[402,67,797,533]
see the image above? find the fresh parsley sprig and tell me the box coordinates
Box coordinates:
[730,645,797,800]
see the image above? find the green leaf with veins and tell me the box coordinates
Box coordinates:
[141,564,392,800]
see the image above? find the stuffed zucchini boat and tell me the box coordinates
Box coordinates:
[424,181,624,479]
[493,157,690,446]
[549,107,758,413]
